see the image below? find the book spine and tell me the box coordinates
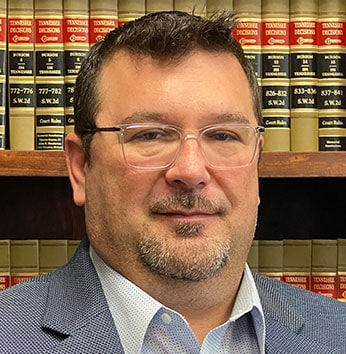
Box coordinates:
[34,0,65,150]
[289,0,319,152]
[146,0,174,13]
[8,0,35,150]
[39,239,68,274]
[10,239,39,286]
[206,0,233,16]
[118,0,146,26]
[173,0,206,16]
[261,0,290,152]
[317,0,346,151]
[89,0,118,46]
[63,0,89,135]
[0,240,10,290]
[337,239,346,302]
[68,239,81,259]
[0,0,6,149]
[311,239,338,298]
[283,239,311,290]
[233,0,262,86]
[247,239,259,273]
[258,240,284,280]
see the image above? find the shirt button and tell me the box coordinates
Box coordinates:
[161,313,172,324]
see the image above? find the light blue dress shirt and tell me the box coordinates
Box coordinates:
[90,247,265,353]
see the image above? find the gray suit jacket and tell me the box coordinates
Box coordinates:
[1,237,345,353]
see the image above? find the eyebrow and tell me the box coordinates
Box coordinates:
[119,111,251,125]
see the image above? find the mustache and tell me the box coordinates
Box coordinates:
[149,192,227,216]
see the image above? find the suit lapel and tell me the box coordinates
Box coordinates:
[40,238,125,353]
[254,274,337,354]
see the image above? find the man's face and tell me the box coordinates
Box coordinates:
[74,50,262,282]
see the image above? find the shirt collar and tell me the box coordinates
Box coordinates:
[90,246,265,353]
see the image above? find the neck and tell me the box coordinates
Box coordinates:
[133,265,244,344]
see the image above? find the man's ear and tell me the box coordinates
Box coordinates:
[65,132,87,206]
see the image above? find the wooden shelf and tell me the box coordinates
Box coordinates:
[1,150,346,177]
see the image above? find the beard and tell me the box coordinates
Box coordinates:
[136,192,235,282]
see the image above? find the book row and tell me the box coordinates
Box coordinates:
[0,0,345,152]
[1,238,346,303]
[248,238,346,302]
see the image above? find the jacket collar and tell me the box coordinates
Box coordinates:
[254,273,337,354]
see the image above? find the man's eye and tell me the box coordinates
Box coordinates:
[209,131,239,141]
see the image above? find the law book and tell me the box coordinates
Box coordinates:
[8,0,35,150]
[206,0,233,17]
[258,239,284,280]
[174,0,206,16]
[283,239,311,291]
[233,0,262,85]
[89,0,118,46]
[337,239,346,302]
[0,0,6,149]
[317,0,346,151]
[10,239,39,286]
[261,0,290,152]
[146,0,174,13]
[34,0,65,150]
[118,0,146,26]
[68,239,81,259]
[290,0,319,152]
[247,239,259,273]
[311,239,338,298]
[0,240,10,291]
[63,0,89,135]
[39,239,68,274]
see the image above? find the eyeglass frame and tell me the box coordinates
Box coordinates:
[82,123,265,170]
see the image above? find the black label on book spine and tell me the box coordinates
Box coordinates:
[319,137,346,151]
[262,54,289,78]
[318,86,345,110]
[36,114,64,127]
[35,51,64,76]
[244,53,262,79]
[64,50,88,76]
[318,53,345,79]
[290,53,317,78]
[319,116,346,129]
[9,83,34,107]
[291,85,318,109]
[36,83,65,108]
[36,133,64,150]
[64,82,74,107]
[262,85,290,110]
[65,113,74,127]
[263,116,290,129]
[9,51,34,76]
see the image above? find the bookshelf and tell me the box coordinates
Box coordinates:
[1,150,346,242]
[1,150,346,177]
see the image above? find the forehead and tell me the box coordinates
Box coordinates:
[96,50,256,127]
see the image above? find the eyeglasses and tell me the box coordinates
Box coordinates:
[83,123,264,170]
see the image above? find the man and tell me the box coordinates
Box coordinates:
[1,11,345,353]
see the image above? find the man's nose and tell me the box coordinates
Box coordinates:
[164,137,211,190]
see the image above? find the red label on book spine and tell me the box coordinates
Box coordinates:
[0,275,10,290]
[35,18,63,44]
[318,21,346,46]
[262,21,289,46]
[233,21,262,46]
[89,17,118,44]
[8,18,34,44]
[64,18,89,44]
[337,274,346,301]
[0,17,7,42]
[311,274,337,298]
[283,274,310,290]
[290,20,318,46]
